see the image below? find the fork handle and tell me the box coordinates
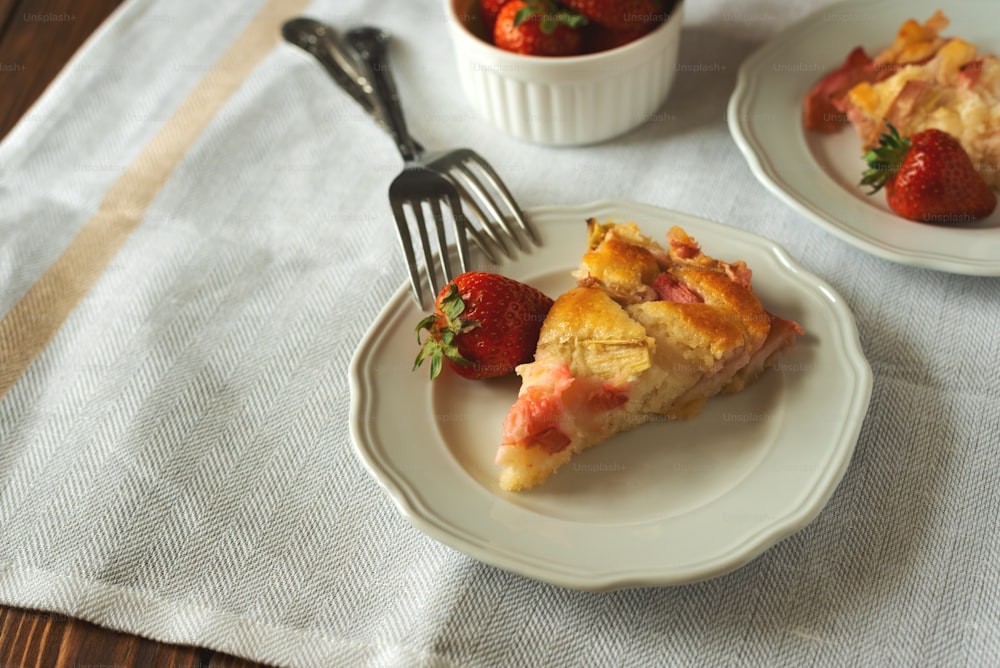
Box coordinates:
[345,27,420,163]
[283,19,426,156]
[282,19,377,115]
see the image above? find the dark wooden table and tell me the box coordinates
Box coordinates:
[0,2,267,666]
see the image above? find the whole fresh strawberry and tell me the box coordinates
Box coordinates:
[493,0,586,57]
[861,122,997,224]
[482,0,511,31]
[561,0,666,31]
[414,272,553,380]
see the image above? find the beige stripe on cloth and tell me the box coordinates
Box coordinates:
[0,0,310,399]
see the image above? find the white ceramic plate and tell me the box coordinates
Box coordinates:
[349,200,872,590]
[728,0,1000,275]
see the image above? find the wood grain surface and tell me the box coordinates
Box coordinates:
[0,2,268,666]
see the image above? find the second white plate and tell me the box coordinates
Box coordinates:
[350,200,872,590]
[728,0,1000,275]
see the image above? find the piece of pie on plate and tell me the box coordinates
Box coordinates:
[804,10,1000,188]
[496,220,803,492]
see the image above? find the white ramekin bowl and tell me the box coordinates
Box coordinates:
[444,0,684,146]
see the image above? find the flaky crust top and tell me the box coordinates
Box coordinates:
[535,286,653,383]
[574,219,772,351]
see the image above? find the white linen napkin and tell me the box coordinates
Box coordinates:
[1,0,998,666]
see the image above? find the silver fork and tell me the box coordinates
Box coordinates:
[281,19,429,155]
[346,26,543,306]
[283,19,539,307]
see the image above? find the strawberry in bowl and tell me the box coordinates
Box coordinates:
[486,0,668,57]
[443,0,684,145]
[492,1,587,56]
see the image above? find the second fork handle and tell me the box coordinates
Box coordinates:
[344,27,420,163]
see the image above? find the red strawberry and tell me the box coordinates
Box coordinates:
[482,0,511,32]
[861,122,997,224]
[414,272,553,380]
[493,0,586,57]
[583,22,652,53]
[561,0,666,32]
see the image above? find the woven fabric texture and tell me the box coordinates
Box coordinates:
[1,0,998,666]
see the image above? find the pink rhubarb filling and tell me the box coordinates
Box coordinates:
[502,364,629,454]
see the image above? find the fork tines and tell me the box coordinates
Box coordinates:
[391,156,540,310]
[434,149,540,254]
[390,186,466,309]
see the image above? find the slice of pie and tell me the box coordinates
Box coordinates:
[802,10,1000,188]
[496,220,803,492]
